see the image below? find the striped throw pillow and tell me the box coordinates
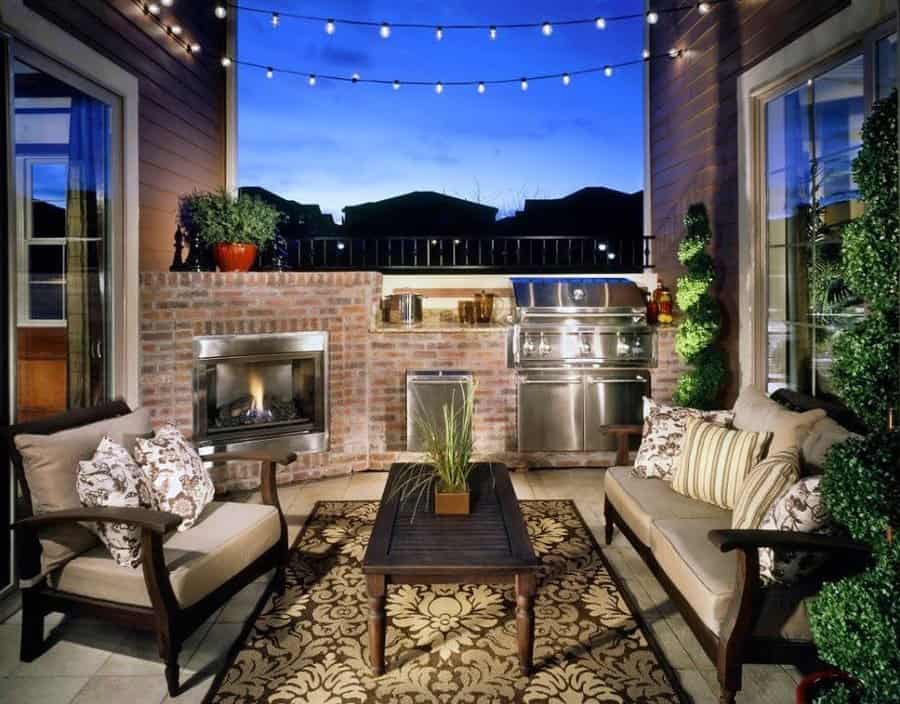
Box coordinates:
[671,419,772,509]
[731,448,801,530]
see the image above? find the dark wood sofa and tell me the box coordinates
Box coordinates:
[603,390,871,704]
[6,400,292,696]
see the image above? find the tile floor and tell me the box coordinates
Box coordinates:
[0,469,801,704]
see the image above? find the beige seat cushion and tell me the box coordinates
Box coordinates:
[732,386,826,456]
[605,467,729,546]
[48,501,281,608]
[801,417,860,475]
[650,517,813,640]
[15,408,153,579]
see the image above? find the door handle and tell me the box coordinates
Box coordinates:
[520,379,582,385]
[587,377,647,384]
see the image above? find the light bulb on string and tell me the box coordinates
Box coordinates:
[214,5,226,19]
[698,1,712,14]
[147,3,161,15]
[266,67,273,79]
[379,23,391,39]
[221,56,231,67]
[668,47,682,58]
[308,74,317,86]
[541,22,553,36]
[325,19,336,35]
[595,17,606,29]
[642,49,650,60]
[435,26,444,41]
[160,0,173,6]
[189,43,201,53]
[351,72,360,83]
[520,78,528,91]
[562,73,571,86]
[646,11,659,24]
[393,80,400,90]
[170,24,182,36]
[604,65,613,77]
[477,82,486,94]
[489,26,497,40]
[271,13,280,27]
[435,81,444,94]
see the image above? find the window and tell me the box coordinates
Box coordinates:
[763,34,896,397]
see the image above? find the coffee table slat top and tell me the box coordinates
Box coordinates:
[362,463,538,575]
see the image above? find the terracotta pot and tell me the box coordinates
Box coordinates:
[796,670,856,704]
[213,243,258,272]
[434,488,470,515]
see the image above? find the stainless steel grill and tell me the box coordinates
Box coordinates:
[508,278,656,452]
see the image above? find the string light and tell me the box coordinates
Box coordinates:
[190,42,201,53]
[169,24,182,36]
[698,1,712,14]
[160,0,173,6]
[562,73,571,86]
[351,72,360,83]
[266,66,273,79]
[308,74,317,86]
[435,81,444,94]
[541,22,553,37]
[477,82,486,94]
[221,56,232,67]
[271,12,279,27]
[435,26,444,40]
[214,4,226,19]
[393,80,400,90]
[642,49,650,60]
[132,0,201,57]
[147,3,161,15]
[604,65,613,77]
[646,11,659,24]
[520,77,528,91]
[379,22,391,39]
[668,47,682,58]
[489,26,498,40]
[325,18,336,35]
[595,17,606,30]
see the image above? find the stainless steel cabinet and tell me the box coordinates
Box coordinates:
[584,373,648,451]
[406,371,473,452]
[517,374,584,451]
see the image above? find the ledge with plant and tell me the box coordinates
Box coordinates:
[179,189,281,273]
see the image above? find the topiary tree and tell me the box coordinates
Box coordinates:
[672,204,725,408]
[829,90,899,431]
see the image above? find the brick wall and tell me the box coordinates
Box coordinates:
[139,273,687,489]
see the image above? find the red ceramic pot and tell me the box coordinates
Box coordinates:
[213,243,258,272]
[796,670,856,704]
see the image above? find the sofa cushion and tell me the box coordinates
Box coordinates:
[732,448,800,530]
[732,386,826,456]
[135,424,216,532]
[47,501,280,608]
[14,408,153,580]
[76,436,154,568]
[801,417,860,475]
[604,467,730,546]
[633,398,734,481]
[650,517,735,634]
[671,419,772,510]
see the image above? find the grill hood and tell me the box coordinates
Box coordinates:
[511,277,646,312]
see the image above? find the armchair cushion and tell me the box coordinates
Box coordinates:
[76,436,153,567]
[14,408,153,578]
[605,467,729,545]
[732,386,826,456]
[47,501,280,608]
[135,424,215,531]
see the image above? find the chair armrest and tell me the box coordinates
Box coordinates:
[12,507,182,535]
[201,451,295,509]
[708,529,869,556]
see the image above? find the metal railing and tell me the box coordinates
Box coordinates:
[289,235,654,273]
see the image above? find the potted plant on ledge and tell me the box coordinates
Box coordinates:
[180,189,280,272]
[395,381,477,516]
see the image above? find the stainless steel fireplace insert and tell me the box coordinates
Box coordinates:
[193,332,328,456]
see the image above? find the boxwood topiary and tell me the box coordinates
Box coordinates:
[672,204,724,408]
[180,189,280,248]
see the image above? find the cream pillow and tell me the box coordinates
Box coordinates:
[135,424,215,531]
[732,448,801,530]
[77,436,154,567]
[14,408,152,579]
[672,419,772,509]
[731,386,826,456]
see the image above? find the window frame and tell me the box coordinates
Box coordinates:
[750,20,896,395]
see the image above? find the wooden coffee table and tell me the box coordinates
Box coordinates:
[362,463,540,676]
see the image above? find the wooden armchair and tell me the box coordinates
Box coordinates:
[6,400,292,696]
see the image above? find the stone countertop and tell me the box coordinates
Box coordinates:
[372,320,512,334]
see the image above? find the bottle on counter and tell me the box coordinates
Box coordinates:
[657,286,674,325]
[645,290,659,325]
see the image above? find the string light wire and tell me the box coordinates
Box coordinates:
[131,0,202,54]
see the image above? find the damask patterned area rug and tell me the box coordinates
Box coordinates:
[205,500,688,703]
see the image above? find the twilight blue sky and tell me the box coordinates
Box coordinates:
[237,1,645,220]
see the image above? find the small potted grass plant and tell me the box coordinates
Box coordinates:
[395,381,477,516]
[180,189,280,272]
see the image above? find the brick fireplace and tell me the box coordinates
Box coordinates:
[140,271,687,490]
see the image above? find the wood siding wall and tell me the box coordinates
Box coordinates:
[648,0,848,403]
[24,0,227,271]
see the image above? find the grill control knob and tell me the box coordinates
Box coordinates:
[522,334,536,356]
[538,333,552,356]
[579,334,592,356]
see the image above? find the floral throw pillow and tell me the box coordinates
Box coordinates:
[758,475,831,585]
[135,424,215,532]
[632,398,734,480]
[76,436,153,568]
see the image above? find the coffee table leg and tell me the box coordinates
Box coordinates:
[367,575,387,675]
[515,572,537,675]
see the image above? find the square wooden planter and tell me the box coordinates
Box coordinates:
[434,488,470,515]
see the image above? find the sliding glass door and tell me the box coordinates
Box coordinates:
[3,44,122,598]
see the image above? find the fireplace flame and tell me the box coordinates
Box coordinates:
[248,369,265,412]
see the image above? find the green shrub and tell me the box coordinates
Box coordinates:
[673,204,724,408]
[830,312,900,432]
[814,684,854,704]
[809,540,900,704]
[180,189,280,248]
